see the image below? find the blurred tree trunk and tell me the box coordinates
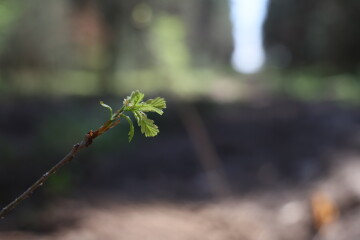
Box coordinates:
[264,0,360,72]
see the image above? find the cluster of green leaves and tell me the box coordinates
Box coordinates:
[100,90,166,142]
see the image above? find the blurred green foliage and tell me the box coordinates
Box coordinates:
[150,15,190,70]
[268,69,360,103]
[0,0,358,104]
[0,0,21,51]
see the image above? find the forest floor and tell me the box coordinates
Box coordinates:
[2,94,360,239]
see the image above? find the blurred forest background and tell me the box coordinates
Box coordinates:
[1,0,360,239]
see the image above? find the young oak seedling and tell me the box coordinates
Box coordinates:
[0,90,166,219]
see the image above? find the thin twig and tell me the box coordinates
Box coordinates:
[0,90,166,219]
[0,118,121,219]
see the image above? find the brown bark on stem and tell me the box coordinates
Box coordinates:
[0,118,121,219]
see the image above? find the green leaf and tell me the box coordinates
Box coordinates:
[136,104,164,115]
[146,97,166,110]
[133,110,143,125]
[132,110,159,137]
[122,91,165,138]
[128,90,145,105]
[135,97,166,115]
[123,115,135,142]
[100,101,113,120]
[139,116,159,137]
